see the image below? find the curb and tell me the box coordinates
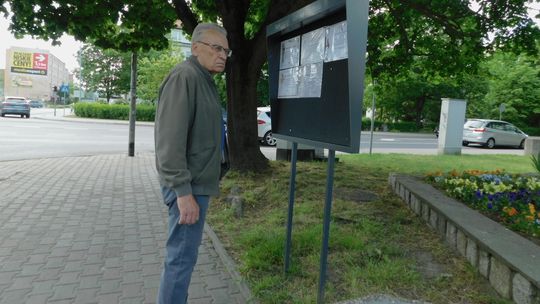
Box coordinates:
[204,223,257,303]
[33,115,155,126]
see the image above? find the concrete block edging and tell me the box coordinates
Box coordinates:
[204,223,258,303]
[388,174,540,304]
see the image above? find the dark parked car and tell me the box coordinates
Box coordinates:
[1,96,31,118]
[28,100,44,108]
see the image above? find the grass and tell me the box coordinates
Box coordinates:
[207,154,534,303]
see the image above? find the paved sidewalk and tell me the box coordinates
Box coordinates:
[0,153,250,304]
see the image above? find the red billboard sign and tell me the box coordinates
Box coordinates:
[33,53,48,70]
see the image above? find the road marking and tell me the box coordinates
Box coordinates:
[380,138,395,142]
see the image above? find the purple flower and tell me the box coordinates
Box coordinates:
[487,202,493,209]
[488,194,494,201]
[475,190,483,199]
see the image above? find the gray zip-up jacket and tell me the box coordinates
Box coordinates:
[155,56,222,197]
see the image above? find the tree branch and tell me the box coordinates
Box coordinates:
[400,0,464,39]
[171,0,198,35]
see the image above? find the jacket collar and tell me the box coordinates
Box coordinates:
[188,55,214,83]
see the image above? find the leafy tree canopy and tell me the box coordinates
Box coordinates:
[137,49,183,103]
[77,44,131,102]
[482,49,540,127]
[1,0,176,51]
[367,0,540,78]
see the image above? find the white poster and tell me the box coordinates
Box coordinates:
[300,28,326,65]
[280,36,300,70]
[297,63,323,98]
[278,67,300,98]
[325,21,348,62]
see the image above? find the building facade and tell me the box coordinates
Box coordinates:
[170,27,192,58]
[3,47,70,101]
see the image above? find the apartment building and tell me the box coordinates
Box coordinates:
[3,47,70,101]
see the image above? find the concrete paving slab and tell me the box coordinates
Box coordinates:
[0,153,247,304]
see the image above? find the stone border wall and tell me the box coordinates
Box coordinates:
[388,174,540,304]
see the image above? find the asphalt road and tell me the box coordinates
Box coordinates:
[0,108,154,161]
[0,107,524,162]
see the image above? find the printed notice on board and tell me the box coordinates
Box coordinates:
[277,21,349,99]
[297,62,323,98]
[325,21,348,62]
[300,28,326,65]
[278,67,299,98]
[280,36,300,70]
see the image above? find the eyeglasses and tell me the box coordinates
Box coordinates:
[197,41,232,57]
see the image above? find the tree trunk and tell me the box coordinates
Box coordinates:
[226,56,269,172]
[415,95,426,126]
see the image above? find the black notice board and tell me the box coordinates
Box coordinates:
[266,0,369,153]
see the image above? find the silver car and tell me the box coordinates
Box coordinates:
[462,119,528,149]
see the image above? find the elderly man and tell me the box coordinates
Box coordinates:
[154,22,231,304]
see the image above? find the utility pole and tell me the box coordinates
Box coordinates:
[128,52,138,157]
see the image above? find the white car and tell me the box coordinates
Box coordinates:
[462,119,528,149]
[257,106,276,146]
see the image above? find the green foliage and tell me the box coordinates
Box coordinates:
[427,170,540,238]
[532,152,540,175]
[520,127,540,137]
[366,0,539,78]
[73,102,155,121]
[361,118,435,133]
[138,50,183,103]
[482,51,540,127]
[6,0,176,51]
[77,44,131,102]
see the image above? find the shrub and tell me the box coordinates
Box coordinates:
[73,102,155,121]
[520,126,540,136]
[532,151,540,174]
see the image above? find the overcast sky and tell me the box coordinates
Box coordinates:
[1,3,538,73]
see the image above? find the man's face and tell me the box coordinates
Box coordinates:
[192,30,229,74]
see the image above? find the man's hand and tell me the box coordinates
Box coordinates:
[177,195,200,225]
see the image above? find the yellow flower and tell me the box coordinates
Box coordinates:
[525,215,534,222]
[529,204,536,215]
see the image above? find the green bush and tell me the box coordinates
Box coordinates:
[387,121,419,132]
[361,118,429,133]
[73,102,155,121]
[520,126,540,136]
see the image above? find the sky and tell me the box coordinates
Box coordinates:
[0,3,538,73]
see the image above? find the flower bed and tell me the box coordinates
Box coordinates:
[426,170,540,239]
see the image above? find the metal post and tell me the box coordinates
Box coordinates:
[369,80,375,155]
[63,91,66,116]
[284,142,298,274]
[317,149,336,304]
[128,52,138,157]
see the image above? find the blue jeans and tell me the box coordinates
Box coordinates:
[157,187,209,304]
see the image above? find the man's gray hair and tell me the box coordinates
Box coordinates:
[192,23,227,42]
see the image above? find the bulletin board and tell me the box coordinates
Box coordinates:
[266,0,368,153]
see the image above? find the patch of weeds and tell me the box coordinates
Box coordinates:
[207,156,527,303]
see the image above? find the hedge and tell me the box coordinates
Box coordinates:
[360,118,437,133]
[73,103,155,121]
